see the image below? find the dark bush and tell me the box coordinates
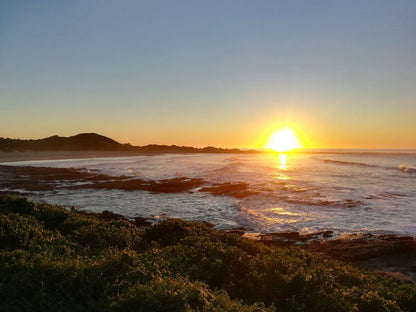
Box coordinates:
[0,194,415,312]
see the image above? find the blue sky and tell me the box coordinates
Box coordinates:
[1,0,415,148]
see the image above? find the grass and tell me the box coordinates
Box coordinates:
[0,194,415,311]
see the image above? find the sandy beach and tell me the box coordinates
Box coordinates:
[0,150,155,163]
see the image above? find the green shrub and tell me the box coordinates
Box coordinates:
[0,213,61,250]
[0,194,415,312]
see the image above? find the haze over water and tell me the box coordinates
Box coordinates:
[3,150,415,236]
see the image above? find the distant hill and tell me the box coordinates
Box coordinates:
[0,133,253,154]
[0,133,123,151]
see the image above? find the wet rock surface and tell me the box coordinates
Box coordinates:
[0,165,252,198]
[2,164,415,283]
[133,216,153,227]
[258,230,335,245]
[69,177,205,193]
[309,233,416,261]
[243,231,416,283]
[0,165,128,192]
[354,251,416,283]
[77,209,153,227]
[199,182,259,198]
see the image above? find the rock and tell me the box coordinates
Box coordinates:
[92,210,128,222]
[243,230,416,282]
[242,233,263,240]
[132,216,152,227]
[353,250,416,283]
[0,164,207,194]
[199,182,258,198]
[307,234,416,262]
[258,232,303,246]
[379,271,415,283]
[323,231,334,238]
[72,177,205,193]
[258,231,335,245]
[225,229,246,236]
[202,221,216,228]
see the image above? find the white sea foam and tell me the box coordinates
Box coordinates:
[1,151,416,235]
[398,164,416,173]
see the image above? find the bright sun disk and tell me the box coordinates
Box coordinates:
[266,127,302,152]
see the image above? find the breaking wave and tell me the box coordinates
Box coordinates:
[322,158,378,168]
[3,152,416,235]
[398,164,416,173]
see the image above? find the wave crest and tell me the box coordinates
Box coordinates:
[323,158,377,168]
[398,164,416,173]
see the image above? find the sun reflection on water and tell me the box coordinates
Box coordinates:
[278,153,287,170]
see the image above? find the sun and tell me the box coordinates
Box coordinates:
[265,127,302,152]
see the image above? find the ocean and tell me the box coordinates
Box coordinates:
[2,150,416,235]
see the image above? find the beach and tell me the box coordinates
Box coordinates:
[0,150,154,163]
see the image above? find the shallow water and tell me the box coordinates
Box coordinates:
[2,151,416,235]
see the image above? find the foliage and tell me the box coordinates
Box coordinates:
[0,194,415,311]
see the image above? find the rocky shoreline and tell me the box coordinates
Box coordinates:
[2,194,415,311]
[242,231,416,283]
[0,165,257,197]
[1,164,415,283]
[76,208,416,283]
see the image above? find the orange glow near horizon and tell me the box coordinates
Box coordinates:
[265,127,303,152]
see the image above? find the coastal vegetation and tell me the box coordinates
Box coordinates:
[0,194,415,311]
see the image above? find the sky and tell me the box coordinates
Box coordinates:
[1,0,415,148]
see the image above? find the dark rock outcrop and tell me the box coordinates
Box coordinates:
[199,182,259,198]
[244,231,416,282]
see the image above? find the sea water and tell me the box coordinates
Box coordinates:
[2,151,416,235]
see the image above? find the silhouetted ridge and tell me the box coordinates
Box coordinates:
[0,133,123,151]
[64,133,121,150]
[0,133,255,153]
